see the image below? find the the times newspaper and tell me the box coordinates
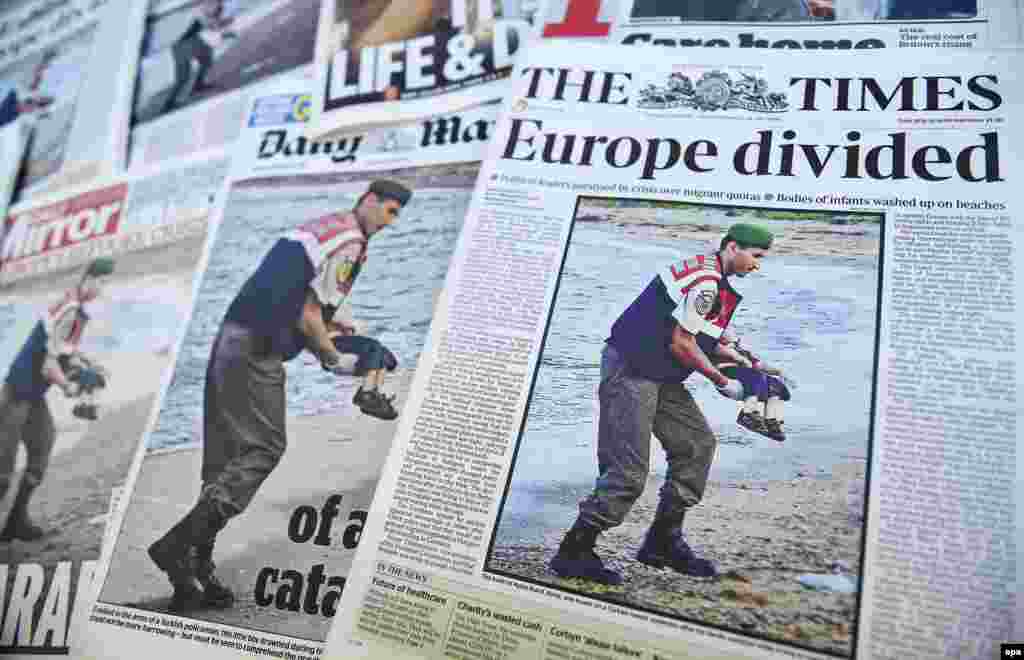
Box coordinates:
[324,44,1020,660]
[0,0,146,204]
[79,86,500,660]
[0,150,229,658]
[128,0,321,169]
[307,1,540,138]
[612,0,1021,50]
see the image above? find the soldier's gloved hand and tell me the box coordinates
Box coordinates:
[321,352,358,376]
[716,378,745,401]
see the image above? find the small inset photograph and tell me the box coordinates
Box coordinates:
[97,163,479,641]
[629,0,977,21]
[486,197,883,657]
[0,22,97,200]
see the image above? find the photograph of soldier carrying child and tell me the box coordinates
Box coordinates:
[96,163,481,642]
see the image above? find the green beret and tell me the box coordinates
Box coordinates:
[369,180,412,206]
[726,223,773,249]
[85,257,115,277]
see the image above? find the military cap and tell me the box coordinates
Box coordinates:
[368,180,412,206]
[726,223,773,249]
[84,257,115,277]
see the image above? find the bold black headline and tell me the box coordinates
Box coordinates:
[501,121,1003,183]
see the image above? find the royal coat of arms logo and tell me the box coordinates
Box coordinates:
[638,71,789,113]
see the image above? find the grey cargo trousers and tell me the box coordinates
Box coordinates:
[199,321,287,519]
[578,344,717,531]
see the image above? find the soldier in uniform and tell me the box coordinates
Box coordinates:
[550,224,773,584]
[0,257,114,541]
[147,180,412,612]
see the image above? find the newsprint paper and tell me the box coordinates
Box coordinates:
[324,43,1021,660]
[0,150,229,657]
[0,119,29,224]
[307,0,541,138]
[0,0,146,204]
[612,0,1021,52]
[80,87,500,660]
[128,0,321,169]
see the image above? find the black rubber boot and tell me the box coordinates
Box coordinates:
[0,479,45,542]
[549,519,623,585]
[194,543,235,609]
[636,511,717,578]
[148,498,228,613]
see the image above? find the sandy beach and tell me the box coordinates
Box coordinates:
[488,462,866,657]
[97,369,414,642]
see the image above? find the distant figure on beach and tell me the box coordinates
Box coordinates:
[0,257,114,542]
[549,224,776,584]
[0,49,58,127]
[162,0,237,114]
[147,179,411,613]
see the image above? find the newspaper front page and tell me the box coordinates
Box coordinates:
[612,0,1021,52]
[324,43,1021,660]
[0,0,146,204]
[0,118,29,227]
[128,0,322,169]
[0,150,229,658]
[80,86,500,660]
[307,1,540,138]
